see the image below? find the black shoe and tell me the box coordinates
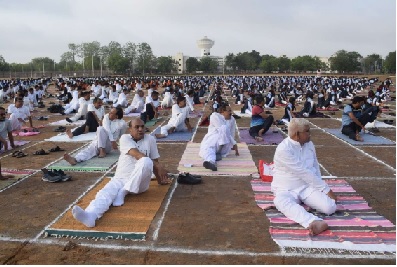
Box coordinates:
[66,118,73,123]
[41,168,62,182]
[185,173,202,181]
[52,169,72,181]
[215,153,222,161]
[203,161,217,171]
[177,173,201,185]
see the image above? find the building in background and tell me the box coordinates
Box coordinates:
[173,36,224,74]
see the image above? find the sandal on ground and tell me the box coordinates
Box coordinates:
[49,146,65,152]
[12,150,22,157]
[16,151,27,158]
[33,149,49,155]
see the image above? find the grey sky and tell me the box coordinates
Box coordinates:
[0,0,395,63]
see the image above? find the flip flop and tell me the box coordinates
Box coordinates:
[12,150,21,157]
[33,149,49,155]
[48,146,65,152]
[16,152,27,158]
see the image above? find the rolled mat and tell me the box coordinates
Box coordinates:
[48,150,120,172]
[251,178,396,253]
[0,169,34,191]
[178,142,258,176]
[239,128,284,145]
[44,177,171,241]
[324,128,395,145]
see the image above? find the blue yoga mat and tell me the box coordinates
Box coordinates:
[152,126,194,142]
[324,128,395,145]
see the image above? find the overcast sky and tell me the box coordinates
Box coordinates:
[0,0,395,63]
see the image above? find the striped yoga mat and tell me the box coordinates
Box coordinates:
[0,169,34,191]
[251,179,396,254]
[44,177,171,241]
[178,142,258,176]
[48,150,120,172]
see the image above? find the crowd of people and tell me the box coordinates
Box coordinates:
[0,74,393,234]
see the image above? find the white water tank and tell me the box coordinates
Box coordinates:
[197,36,215,57]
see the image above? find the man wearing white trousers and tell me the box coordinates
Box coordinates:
[63,107,127,164]
[199,104,239,171]
[7,97,33,131]
[72,117,171,228]
[155,96,192,139]
[271,118,337,235]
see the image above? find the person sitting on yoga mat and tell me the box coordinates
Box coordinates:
[271,118,337,236]
[155,96,193,139]
[65,97,104,138]
[199,104,239,171]
[249,95,274,142]
[72,117,171,228]
[140,90,160,123]
[65,91,91,123]
[280,97,296,125]
[124,89,145,115]
[299,91,317,118]
[63,107,127,164]
[7,97,34,131]
[0,106,16,151]
[341,96,380,142]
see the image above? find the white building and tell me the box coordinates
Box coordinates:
[173,36,225,74]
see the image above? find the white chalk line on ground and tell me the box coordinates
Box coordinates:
[308,121,396,171]
[32,168,113,241]
[0,237,394,260]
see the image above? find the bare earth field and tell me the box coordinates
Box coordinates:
[0,75,395,264]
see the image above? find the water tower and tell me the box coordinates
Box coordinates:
[197,36,215,57]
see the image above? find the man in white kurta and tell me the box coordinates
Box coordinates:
[271,118,337,235]
[63,107,127,164]
[155,96,192,138]
[124,90,145,114]
[113,88,128,108]
[66,92,91,122]
[72,118,171,227]
[7,97,33,131]
[199,105,239,171]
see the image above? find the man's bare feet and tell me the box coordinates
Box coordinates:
[255,136,263,142]
[355,134,364,142]
[66,129,73,139]
[64,153,77,165]
[168,127,175,134]
[83,125,89,134]
[308,220,328,235]
[98,148,106,158]
[155,133,165,139]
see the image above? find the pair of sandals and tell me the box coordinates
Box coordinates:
[54,126,66,132]
[11,150,27,158]
[33,146,65,155]
[23,128,39,133]
[38,116,48,121]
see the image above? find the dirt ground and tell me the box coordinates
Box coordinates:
[0,75,395,264]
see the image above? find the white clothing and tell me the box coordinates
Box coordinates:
[271,137,336,228]
[64,90,79,114]
[101,113,127,142]
[185,95,195,112]
[0,119,12,140]
[108,91,118,102]
[113,92,128,108]
[87,104,105,121]
[125,94,144,114]
[199,112,236,163]
[84,134,160,219]
[161,92,174,108]
[69,97,90,122]
[143,96,160,113]
[7,105,30,131]
[74,127,113,162]
[159,104,190,136]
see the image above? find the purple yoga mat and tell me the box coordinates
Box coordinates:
[239,128,284,145]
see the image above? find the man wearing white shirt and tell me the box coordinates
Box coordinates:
[63,85,79,114]
[7,97,33,131]
[66,97,104,138]
[107,85,119,104]
[66,91,91,123]
[71,117,170,228]
[140,91,160,123]
[64,107,127,164]
[113,88,128,108]
[155,96,192,139]
[125,90,145,114]
[271,118,337,236]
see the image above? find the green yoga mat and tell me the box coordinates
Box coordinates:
[48,150,120,171]
[145,119,158,127]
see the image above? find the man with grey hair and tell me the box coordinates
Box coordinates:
[271,118,337,235]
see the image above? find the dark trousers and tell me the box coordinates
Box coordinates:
[140,104,155,123]
[341,112,372,140]
[72,111,99,137]
[249,115,274,137]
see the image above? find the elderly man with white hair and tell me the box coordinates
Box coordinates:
[271,118,337,235]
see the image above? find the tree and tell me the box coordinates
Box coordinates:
[30,57,55,74]
[225,53,237,72]
[291,55,323,72]
[186,57,200,73]
[260,55,278,73]
[329,50,362,73]
[123,42,137,74]
[200,57,218,72]
[0,55,10,71]
[235,52,257,72]
[362,53,382,74]
[156,56,177,74]
[136,42,153,75]
[107,53,129,74]
[278,55,291,72]
[384,51,396,74]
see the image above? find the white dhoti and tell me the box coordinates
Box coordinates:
[85,157,153,218]
[69,103,88,122]
[160,113,188,136]
[161,92,173,108]
[74,126,112,162]
[273,185,336,228]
